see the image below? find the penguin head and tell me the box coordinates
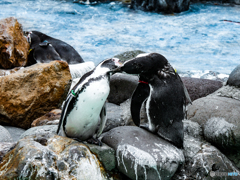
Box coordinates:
[99,58,122,72]
[118,53,176,80]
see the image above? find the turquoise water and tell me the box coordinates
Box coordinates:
[0,0,240,75]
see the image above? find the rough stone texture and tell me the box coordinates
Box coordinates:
[87,143,116,172]
[227,64,240,87]
[181,77,223,103]
[0,126,13,143]
[0,60,71,129]
[113,50,145,63]
[19,125,58,140]
[31,109,61,127]
[3,126,26,142]
[102,126,185,180]
[0,67,23,77]
[0,17,29,69]
[187,87,240,169]
[211,85,240,101]
[131,0,190,13]
[0,134,113,180]
[0,142,16,162]
[108,73,138,105]
[173,120,240,180]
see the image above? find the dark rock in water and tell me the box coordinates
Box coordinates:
[102,126,185,180]
[25,30,84,66]
[0,126,13,143]
[173,120,240,179]
[108,73,138,105]
[130,0,190,13]
[227,64,240,87]
[31,109,62,127]
[3,126,26,142]
[0,142,16,162]
[0,134,115,179]
[181,77,223,103]
[0,17,29,69]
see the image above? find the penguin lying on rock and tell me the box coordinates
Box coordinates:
[57,58,121,146]
[114,53,191,148]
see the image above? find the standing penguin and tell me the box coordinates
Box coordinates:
[57,58,121,145]
[115,53,191,148]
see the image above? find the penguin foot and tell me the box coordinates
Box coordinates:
[87,137,102,146]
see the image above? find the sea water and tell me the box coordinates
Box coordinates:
[0,0,240,78]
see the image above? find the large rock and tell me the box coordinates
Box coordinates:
[0,17,29,69]
[227,64,240,87]
[173,120,240,179]
[181,77,223,102]
[0,142,16,162]
[3,126,26,142]
[0,60,71,129]
[102,126,185,180]
[0,126,13,143]
[113,50,145,63]
[130,0,190,13]
[0,134,114,180]
[187,86,240,168]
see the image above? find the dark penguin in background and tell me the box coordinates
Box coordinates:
[116,53,191,148]
[57,58,121,145]
[25,31,84,66]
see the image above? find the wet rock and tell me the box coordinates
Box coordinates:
[19,125,58,140]
[0,142,16,162]
[31,109,61,127]
[187,88,240,169]
[3,126,26,142]
[0,60,71,129]
[181,77,223,102]
[102,126,184,180]
[113,50,145,63]
[173,120,240,180]
[131,0,190,13]
[0,17,29,69]
[87,143,116,171]
[227,64,240,87]
[108,73,138,105]
[0,126,13,143]
[0,134,114,179]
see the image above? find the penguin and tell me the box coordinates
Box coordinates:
[114,53,191,148]
[57,58,121,146]
[25,31,84,66]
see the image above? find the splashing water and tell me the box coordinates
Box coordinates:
[0,0,240,77]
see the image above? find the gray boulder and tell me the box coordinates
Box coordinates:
[173,120,240,179]
[3,126,26,142]
[113,50,145,63]
[181,77,223,103]
[0,125,13,143]
[102,126,185,180]
[0,142,16,162]
[227,64,240,87]
[187,86,240,169]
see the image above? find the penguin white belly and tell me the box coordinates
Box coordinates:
[65,78,109,140]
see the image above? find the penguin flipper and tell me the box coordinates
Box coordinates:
[131,83,150,127]
[57,93,74,135]
[96,102,107,138]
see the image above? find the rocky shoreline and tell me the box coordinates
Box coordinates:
[0,17,240,179]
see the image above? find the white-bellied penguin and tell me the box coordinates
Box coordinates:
[114,53,191,148]
[57,58,121,146]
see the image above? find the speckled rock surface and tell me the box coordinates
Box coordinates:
[113,50,145,63]
[0,142,16,162]
[173,120,240,180]
[102,126,184,180]
[3,126,25,142]
[0,133,116,179]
